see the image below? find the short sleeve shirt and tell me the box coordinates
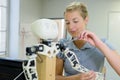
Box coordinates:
[57,38,115,76]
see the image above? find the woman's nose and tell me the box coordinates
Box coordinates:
[68,23,74,30]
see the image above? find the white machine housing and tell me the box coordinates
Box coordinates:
[31,19,58,40]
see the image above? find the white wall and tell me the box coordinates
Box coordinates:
[19,0,42,59]
[41,0,75,18]
[20,0,42,24]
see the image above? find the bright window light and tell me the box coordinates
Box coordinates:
[0,0,8,55]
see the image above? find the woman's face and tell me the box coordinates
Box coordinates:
[64,10,88,38]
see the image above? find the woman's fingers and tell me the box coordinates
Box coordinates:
[79,30,88,41]
[79,71,96,80]
[86,71,96,80]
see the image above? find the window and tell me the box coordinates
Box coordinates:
[0,0,8,55]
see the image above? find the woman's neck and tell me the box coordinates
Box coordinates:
[73,40,86,49]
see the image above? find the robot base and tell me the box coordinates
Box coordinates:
[36,54,56,80]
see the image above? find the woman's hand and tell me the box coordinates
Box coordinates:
[77,71,96,80]
[78,30,101,47]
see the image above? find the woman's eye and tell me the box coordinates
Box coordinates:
[65,22,70,25]
[73,21,78,23]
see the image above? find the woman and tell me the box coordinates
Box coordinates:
[56,2,120,80]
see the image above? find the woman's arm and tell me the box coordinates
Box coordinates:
[79,30,120,76]
[56,57,96,80]
[56,58,80,80]
[95,40,120,76]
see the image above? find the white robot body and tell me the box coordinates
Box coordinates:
[31,19,58,40]
[23,19,59,80]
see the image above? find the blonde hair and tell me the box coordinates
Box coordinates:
[64,2,88,19]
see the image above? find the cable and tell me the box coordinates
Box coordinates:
[13,69,25,80]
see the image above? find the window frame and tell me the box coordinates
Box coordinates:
[0,0,9,56]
